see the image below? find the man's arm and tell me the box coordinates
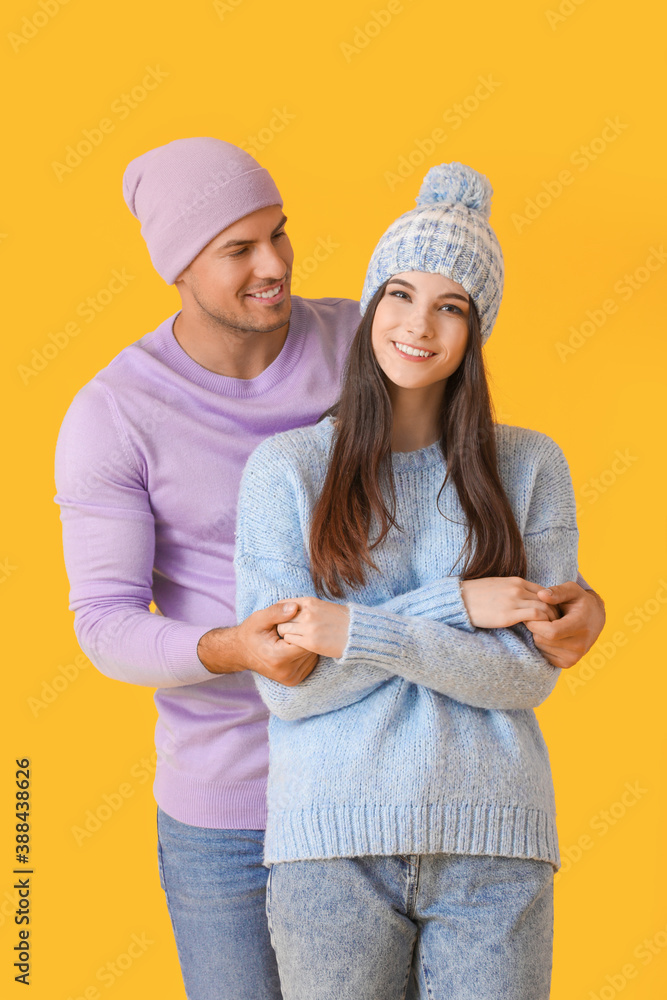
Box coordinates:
[197,605,317,685]
[55,380,315,688]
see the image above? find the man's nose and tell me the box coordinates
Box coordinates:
[253,239,290,279]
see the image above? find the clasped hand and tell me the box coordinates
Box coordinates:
[273,577,603,670]
[276,596,350,659]
[273,579,557,660]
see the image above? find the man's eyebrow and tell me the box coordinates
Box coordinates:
[215,214,288,251]
[386,278,469,302]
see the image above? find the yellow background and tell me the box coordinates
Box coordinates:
[2,0,666,996]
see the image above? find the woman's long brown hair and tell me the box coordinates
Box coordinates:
[309,279,527,598]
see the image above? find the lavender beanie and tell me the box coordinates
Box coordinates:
[360,163,504,344]
[122,137,283,284]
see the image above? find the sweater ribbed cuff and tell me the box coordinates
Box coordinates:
[162,621,218,685]
[390,576,475,627]
[343,577,473,666]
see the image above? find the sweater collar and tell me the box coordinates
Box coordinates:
[153,298,307,398]
[318,416,445,470]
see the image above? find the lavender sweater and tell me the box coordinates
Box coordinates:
[54,296,360,828]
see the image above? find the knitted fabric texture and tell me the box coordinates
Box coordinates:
[360,162,503,344]
[235,417,579,870]
[123,137,283,284]
[54,296,361,829]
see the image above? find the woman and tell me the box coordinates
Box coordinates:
[234,163,578,999]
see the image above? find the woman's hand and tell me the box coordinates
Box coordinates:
[276,596,350,658]
[460,577,561,629]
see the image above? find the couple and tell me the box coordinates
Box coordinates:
[55,138,605,1000]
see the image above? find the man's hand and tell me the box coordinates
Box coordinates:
[197,602,318,686]
[525,582,606,670]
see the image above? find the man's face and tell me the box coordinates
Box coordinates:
[175,204,294,334]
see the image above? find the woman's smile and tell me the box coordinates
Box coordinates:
[371,272,468,397]
[392,341,437,360]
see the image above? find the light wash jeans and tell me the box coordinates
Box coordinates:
[156,807,283,1000]
[266,852,554,1000]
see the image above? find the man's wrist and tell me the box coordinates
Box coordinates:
[197,625,245,675]
[583,587,606,613]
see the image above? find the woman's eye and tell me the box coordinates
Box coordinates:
[389,290,409,299]
[440,303,462,313]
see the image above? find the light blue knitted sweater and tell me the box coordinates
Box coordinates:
[234,416,579,870]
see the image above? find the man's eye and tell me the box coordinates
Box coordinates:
[273,230,286,240]
[230,247,248,257]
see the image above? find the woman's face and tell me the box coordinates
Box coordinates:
[371,271,470,391]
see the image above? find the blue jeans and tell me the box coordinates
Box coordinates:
[266,853,554,1000]
[156,807,282,1000]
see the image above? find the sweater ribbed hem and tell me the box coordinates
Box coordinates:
[263,801,560,871]
[154,769,268,829]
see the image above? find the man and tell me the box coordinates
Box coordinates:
[55,137,605,1000]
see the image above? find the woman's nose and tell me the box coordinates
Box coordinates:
[405,310,432,337]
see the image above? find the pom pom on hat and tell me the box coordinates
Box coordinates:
[359,161,504,345]
[416,162,493,220]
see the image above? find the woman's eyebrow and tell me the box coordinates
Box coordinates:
[387,278,469,302]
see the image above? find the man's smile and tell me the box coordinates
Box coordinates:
[246,281,286,303]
